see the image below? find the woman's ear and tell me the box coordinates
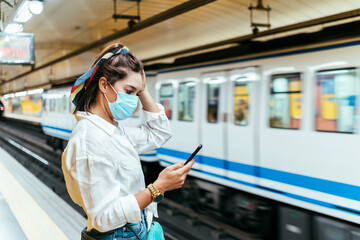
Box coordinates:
[98,77,108,93]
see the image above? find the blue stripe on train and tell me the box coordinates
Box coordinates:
[160,158,360,216]
[42,125,72,133]
[157,147,360,202]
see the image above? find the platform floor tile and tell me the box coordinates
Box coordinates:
[0,192,27,239]
[0,147,87,240]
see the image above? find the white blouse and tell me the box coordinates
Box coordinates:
[61,104,172,232]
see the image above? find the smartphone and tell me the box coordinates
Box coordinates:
[184,144,203,165]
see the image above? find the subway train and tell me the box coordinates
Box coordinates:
[3,35,360,239]
[151,39,360,239]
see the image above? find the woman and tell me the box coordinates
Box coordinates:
[61,43,194,240]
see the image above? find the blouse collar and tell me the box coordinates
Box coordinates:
[75,111,117,136]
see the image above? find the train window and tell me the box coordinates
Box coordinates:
[69,97,73,113]
[11,97,22,114]
[315,68,358,133]
[159,84,173,119]
[27,94,42,116]
[269,73,302,129]
[178,82,195,121]
[207,81,220,123]
[56,97,62,113]
[50,98,55,112]
[234,82,250,125]
[44,96,49,112]
[42,96,46,112]
[62,95,67,113]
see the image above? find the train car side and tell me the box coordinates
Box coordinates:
[41,86,75,150]
[155,39,360,237]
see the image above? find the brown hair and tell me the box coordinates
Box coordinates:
[73,43,144,114]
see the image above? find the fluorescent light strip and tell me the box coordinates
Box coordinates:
[14,1,32,23]
[4,23,23,33]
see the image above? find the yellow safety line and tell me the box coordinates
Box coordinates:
[0,160,69,240]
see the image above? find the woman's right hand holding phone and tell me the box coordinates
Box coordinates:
[153,159,195,193]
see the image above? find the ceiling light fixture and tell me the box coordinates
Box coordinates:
[113,0,141,28]
[2,0,45,33]
[14,1,32,23]
[28,0,44,15]
[248,0,271,34]
[4,23,23,33]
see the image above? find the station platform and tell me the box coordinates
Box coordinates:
[0,147,87,240]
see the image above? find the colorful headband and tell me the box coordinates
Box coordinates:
[70,46,130,105]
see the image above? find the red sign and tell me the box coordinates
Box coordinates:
[0,33,34,65]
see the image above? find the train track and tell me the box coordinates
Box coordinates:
[0,119,85,216]
[0,120,63,175]
[159,199,262,240]
[0,119,261,240]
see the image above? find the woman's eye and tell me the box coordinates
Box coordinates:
[126,90,133,94]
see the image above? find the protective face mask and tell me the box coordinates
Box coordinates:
[104,84,139,120]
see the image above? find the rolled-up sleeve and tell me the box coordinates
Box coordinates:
[62,152,141,232]
[119,195,141,223]
[90,190,141,232]
[124,104,172,154]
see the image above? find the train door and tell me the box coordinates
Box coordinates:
[200,72,227,174]
[174,78,199,154]
[225,67,260,184]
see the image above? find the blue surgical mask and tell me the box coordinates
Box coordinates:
[104,84,139,120]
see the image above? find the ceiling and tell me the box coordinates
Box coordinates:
[1,0,360,94]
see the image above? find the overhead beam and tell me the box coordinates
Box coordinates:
[142,8,360,63]
[1,0,13,8]
[2,0,215,85]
